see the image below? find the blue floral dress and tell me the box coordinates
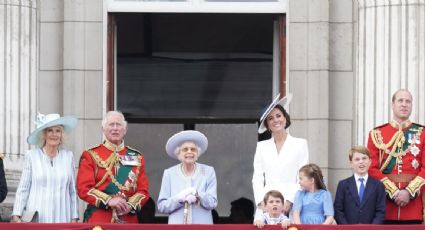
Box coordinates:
[292,189,334,224]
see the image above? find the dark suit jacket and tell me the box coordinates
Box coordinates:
[334,175,385,224]
[0,158,6,222]
[0,158,7,204]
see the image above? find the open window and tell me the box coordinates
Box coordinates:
[112,13,282,124]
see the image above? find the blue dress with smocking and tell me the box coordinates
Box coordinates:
[292,189,334,224]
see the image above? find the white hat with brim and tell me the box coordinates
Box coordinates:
[258,93,292,134]
[165,130,208,160]
[27,113,78,145]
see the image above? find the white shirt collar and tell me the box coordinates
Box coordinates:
[354,173,368,187]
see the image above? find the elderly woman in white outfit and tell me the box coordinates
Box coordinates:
[158,130,218,224]
[11,113,79,223]
[252,94,309,218]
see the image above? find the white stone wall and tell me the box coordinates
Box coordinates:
[328,0,357,193]
[287,0,358,195]
[0,0,37,162]
[287,0,332,187]
[38,0,104,155]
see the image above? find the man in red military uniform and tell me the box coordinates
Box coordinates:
[77,111,149,223]
[368,89,425,224]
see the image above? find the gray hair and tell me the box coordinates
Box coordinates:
[174,141,202,156]
[101,111,128,129]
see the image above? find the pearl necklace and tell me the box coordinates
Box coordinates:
[181,163,196,177]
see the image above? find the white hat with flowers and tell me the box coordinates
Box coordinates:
[27,113,78,145]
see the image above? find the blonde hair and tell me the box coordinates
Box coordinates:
[348,145,370,161]
[38,125,66,147]
[299,163,327,190]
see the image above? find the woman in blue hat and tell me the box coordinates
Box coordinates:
[252,94,309,220]
[11,113,79,223]
[158,130,217,224]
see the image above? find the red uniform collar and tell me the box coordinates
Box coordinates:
[103,139,125,152]
[390,119,411,130]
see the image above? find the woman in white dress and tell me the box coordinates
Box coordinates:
[158,130,217,224]
[11,113,79,223]
[252,94,309,217]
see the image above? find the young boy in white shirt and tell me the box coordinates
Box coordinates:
[254,190,290,229]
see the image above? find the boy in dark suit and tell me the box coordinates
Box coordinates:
[334,146,386,224]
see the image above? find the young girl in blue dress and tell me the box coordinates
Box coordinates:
[292,163,334,225]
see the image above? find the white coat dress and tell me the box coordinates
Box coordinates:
[252,134,309,205]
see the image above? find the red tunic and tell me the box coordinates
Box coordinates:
[367,121,425,221]
[77,141,149,223]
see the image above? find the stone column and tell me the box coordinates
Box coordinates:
[0,0,37,164]
[356,0,425,144]
[287,0,330,172]
[0,0,37,220]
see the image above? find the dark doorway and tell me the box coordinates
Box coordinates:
[115,13,276,123]
[107,12,286,218]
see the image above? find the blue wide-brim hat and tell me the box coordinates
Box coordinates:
[27,113,78,145]
[258,93,292,134]
[165,130,208,160]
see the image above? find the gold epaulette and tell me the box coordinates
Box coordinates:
[370,128,385,151]
[87,150,117,169]
[370,127,404,152]
[0,153,4,160]
[85,144,102,151]
[127,146,142,155]
[375,123,389,129]
[381,177,399,199]
[406,176,425,197]
[127,193,147,211]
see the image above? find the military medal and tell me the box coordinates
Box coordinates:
[412,159,419,169]
[129,170,136,181]
[415,134,420,144]
[121,155,141,166]
[408,133,420,144]
[410,145,420,157]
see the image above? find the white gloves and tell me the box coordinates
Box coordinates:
[176,187,198,203]
[185,194,197,204]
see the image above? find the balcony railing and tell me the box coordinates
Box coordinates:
[0,223,423,230]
